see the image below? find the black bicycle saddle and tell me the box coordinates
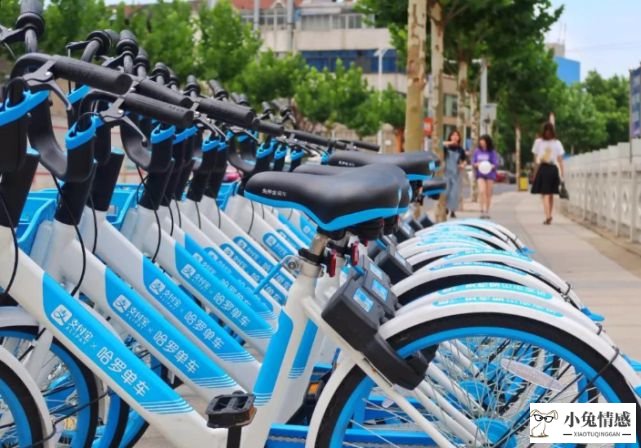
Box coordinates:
[294,163,411,212]
[244,164,401,233]
[328,150,438,180]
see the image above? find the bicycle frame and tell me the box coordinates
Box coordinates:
[175,198,289,305]
[0,226,228,447]
[193,194,294,295]
[120,204,274,353]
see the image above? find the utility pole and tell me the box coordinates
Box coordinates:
[404,0,427,153]
[253,0,260,31]
[480,58,488,135]
[375,48,390,150]
[286,0,294,53]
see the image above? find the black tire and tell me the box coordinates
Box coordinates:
[0,356,45,446]
[316,313,641,447]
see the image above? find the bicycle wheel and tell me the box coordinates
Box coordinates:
[315,313,641,447]
[0,326,101,448]
[0,353,45,447]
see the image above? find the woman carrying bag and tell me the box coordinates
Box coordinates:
[531,122,566,225]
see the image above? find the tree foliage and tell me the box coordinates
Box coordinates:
[583,71,629,146]
[555,83,607,153]
[197,0,261,84]
[231,50,306,106]
[40,0,110,54]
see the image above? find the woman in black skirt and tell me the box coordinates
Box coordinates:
[531,122,565,225]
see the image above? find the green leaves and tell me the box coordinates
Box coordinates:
[196,0,261,84]
[554,83,607,153]
[133,0,195,81]
[231,50,306,106]
[293,60,388,137]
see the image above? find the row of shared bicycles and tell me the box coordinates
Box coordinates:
[0,1,640,447]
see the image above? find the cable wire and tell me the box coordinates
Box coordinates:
[51,175,86,297]
[0,190,19,299]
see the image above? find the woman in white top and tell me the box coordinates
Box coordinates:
[531,122,565,225]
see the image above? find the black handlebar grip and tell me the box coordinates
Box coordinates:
[184,75,200,95]
[16,0,45,37]
[134,47,150,72]
[136,79,193,108]
[256,120,284,136]
[11,54,133,93]
[208,79,227,98]
[167,67,180,86]
[117,29,138,55]
[333,140,347,150]
[86,30,115,56]
[151,62,171,81]
[123,93,194,128]
[289,130,331,147]
[49,55,133,93]
[198,98,256,128]
[346,140,379,151]
[104,29,120,49]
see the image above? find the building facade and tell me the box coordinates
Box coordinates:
[227,0,460,142]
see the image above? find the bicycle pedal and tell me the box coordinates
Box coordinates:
[206,392,256,429]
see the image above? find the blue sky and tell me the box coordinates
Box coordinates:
[548,0,641,79]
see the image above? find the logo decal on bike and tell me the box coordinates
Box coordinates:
[51,304,72,326]
[113,295,132,313]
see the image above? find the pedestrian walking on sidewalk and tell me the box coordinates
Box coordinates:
[531,122,565,225]
[472,135,499,219]
[444,129,467,219]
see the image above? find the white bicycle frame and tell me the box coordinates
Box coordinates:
[178,197,289,304]
[197,194,294,294]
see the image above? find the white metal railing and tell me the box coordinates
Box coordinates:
[563,139,641,243]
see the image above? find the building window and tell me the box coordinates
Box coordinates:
[444,94,458,118]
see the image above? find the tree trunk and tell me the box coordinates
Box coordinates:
[404,0,427,153]
[429,1,447,222]
[469,90,479,202]
[395,128,404,152]
[456,59,468,132]
[515,124,521,190]
[456,59,469,211]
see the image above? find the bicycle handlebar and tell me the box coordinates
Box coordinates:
[255,120,284,136]
[197,97,256,129]
[12,53,133,94]
[123,93,194,128]
[287,129,331,147]
[340,139,379,151]
[135,78,193,107]
[16,0,44,38]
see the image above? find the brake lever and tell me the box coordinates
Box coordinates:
[195,115,227,141]
[99,98,148,145]
[229,126,259,143]
[101,53,127,70]
[0,26,26,46]
[20,59,73,111]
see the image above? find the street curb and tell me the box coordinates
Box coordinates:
[562,209,641,259]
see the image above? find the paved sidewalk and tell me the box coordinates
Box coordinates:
[452,192,641,359]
